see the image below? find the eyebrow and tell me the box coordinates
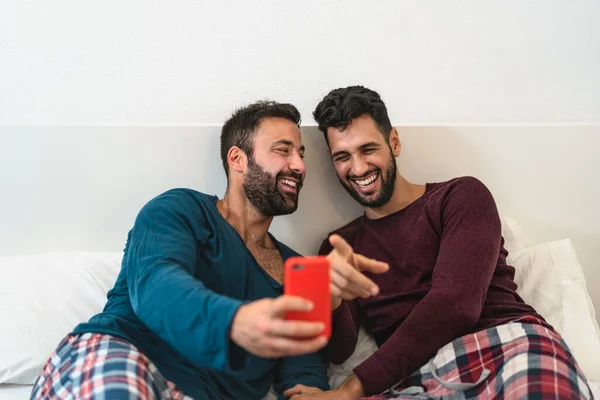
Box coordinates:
[272,140,305,152]
[331,141,380,159]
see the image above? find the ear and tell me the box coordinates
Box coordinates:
[227,146,247,175]
[389,127,401,157]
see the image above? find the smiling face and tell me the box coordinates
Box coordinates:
[242,117,306,216]
[327,115,398,208]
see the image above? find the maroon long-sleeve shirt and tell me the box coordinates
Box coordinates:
[318,176,542,395]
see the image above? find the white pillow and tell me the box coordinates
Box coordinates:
[0,252,122,384]
[509,239,600,381]
[500,216,530,253]
[327,326,378,388]
[0,251,304,400]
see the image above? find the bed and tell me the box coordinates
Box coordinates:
[1,218,599,398]
[0,385,32,400]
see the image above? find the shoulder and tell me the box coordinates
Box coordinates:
[428,176,495,205]
[429,177,500,232]
[136,188,218,225]
[143,188,216,210]
[430,176,490,193]
[149,188,215,205]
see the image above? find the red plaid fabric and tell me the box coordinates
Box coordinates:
[362,317,593,399]
[31,333,192,400]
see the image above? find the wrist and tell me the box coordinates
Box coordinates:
[227,301,248,370]
[339,374,365,399]
[229,302,248,344]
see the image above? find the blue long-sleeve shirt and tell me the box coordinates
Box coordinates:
[73,189,329,399]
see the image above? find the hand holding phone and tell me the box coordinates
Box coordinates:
[284,256,331,339]
[230,296,327,358]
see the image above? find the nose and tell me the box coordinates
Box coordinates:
[350,155,370,178]
[289,151,306,178]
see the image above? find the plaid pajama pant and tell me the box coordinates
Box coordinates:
[31,333,193,400]
[363,316,593,399]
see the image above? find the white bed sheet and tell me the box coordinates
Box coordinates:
[1,382,600,399]
[0,384,31,400]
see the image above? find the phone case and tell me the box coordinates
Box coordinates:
[284,256,331,339]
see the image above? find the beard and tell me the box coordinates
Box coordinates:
[339,149,397,208]
[243,156,303,216]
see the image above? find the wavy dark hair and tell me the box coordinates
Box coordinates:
[220,100,301,178]
[313,86,392,144]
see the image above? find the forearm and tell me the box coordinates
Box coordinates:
[337,374,365,400]
[275,350,329,399]
[354,291,480,394]
[125,191,247,370]
[130,263,243,371]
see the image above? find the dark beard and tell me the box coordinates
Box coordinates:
[339,149,397,208]
[243,156,303,216]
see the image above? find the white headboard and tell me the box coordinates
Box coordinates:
[1,125,598,319]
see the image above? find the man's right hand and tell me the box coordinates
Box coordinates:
[230,295,328,358]
[326,234,389,310]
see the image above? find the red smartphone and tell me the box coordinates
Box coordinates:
[284,256,331,339]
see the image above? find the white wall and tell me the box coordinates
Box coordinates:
[1,0,599,124]
[0,126,362,258]
[0,2,599,316]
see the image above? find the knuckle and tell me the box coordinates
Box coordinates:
[261,338,274,351]
[305,341,320,352]
[278,297,289,305]
[258,321,272,335]
[280,344,292,356]
[271,342,285,355]
[267,300,278,313]
[287,324,298,336]
[337,267,349,278]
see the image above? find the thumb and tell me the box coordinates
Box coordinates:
[270,295,313,317]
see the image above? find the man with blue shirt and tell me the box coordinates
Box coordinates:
[31,100,388,400]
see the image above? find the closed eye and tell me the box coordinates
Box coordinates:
[363,148,376,155]
[333,155,350,163]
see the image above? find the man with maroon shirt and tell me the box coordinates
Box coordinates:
[283,86,593,400]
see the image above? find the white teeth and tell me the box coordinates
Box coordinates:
[355,174,377,187]
[281,179,297,188]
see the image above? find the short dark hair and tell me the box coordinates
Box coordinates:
[313,86,392,144]
[220,100,301,178]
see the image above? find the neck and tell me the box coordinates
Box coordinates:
[218,185,273,248]
[364,173,426,219]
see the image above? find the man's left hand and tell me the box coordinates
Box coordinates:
[283,384,323,399]
[285,387,350,400]
[284,374,365,400]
